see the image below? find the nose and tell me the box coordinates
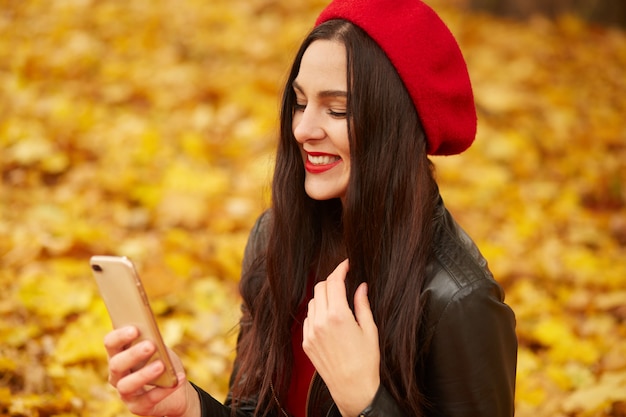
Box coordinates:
[293,106,325,144]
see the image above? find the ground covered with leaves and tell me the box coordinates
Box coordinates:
[1,1,625,416]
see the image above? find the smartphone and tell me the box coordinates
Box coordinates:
[90,255,178,388]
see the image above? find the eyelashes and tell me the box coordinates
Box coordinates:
[328,110,347,118]
[293,102,347,119]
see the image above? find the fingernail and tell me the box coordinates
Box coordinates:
[150,360,164,374]
[140,340,153,352]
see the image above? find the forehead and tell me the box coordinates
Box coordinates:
[295,40,347,92]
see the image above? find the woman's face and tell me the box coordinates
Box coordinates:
[292,40,350,201]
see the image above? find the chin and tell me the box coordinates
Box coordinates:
[304,179,348,202]
[306,193,337,201]
[304,189,342,201]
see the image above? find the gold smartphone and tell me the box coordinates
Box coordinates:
[90,255,178,388]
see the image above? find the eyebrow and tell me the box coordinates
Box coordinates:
[292,80,347,99]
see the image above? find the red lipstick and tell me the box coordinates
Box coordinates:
[305,152,342,174]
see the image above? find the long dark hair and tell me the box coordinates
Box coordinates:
[232,19,438,416]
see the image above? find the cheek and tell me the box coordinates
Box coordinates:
[337,132,351,164]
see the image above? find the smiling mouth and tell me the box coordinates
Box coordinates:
[305,153,342,173]
[308,154,341,165]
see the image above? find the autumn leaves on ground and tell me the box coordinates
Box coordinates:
[1,1,625,416]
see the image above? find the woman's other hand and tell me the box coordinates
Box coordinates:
[303,259,381,417]
[104,326,200,417]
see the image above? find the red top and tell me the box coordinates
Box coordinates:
[285,281,316,417]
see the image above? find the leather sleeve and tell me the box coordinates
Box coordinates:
[352,279,517,417]
[424,279,518,417]
[189,381,260,417]
[357,384,407,417]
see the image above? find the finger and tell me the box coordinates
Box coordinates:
[117,359,165,397]
[109,340,156,387]
[302,315,310,348]
[124,372,187,417]
[142,372,187,407]
[306,297,316,321]
[104,326,139,358]
[326,259,350,309]
[312,280,328,313]
[354,282,376,331]
[303,296,315,341]
[327,258,349,283]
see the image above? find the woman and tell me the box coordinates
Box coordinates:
[104,0,518,416]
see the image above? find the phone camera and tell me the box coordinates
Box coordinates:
[92,264,103,272]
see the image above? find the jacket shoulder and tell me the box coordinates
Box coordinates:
[420,206,517,417]
[422,206,506,329]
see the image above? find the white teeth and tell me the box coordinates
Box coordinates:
[308,154,339,165]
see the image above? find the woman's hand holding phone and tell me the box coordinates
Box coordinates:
[104,326,200,417]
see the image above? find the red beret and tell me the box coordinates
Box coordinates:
[316,0,477,155]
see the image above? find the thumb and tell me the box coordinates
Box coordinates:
[354,282,375,329]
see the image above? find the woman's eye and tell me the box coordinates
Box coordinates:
[328,109,347,118]
[294,103,306,112]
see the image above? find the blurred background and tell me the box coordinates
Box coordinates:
[1,0,625,416]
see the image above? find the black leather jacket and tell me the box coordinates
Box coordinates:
[192,198,518,416]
